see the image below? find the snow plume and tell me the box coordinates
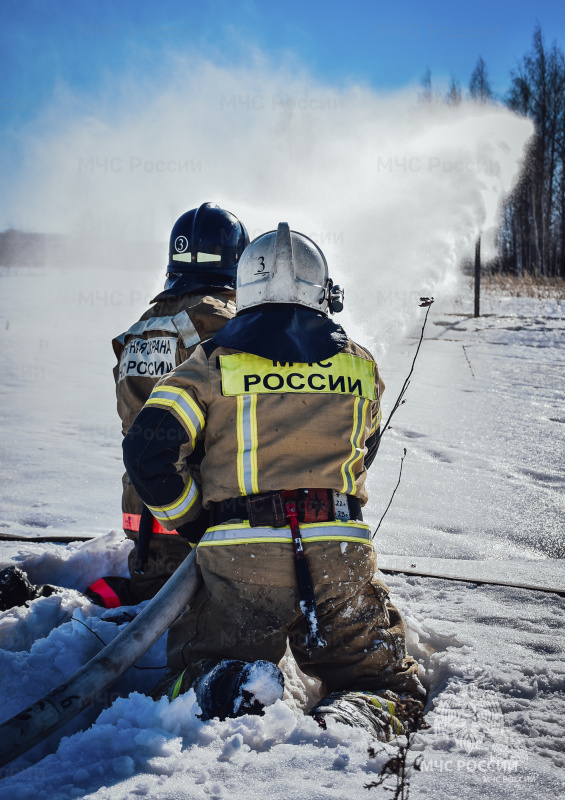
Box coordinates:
[4,51,533,353]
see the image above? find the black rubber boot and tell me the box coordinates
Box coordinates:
[0,566,42,611]
[165,659,285,721]
[194,659,284,721]
[310,690,409,741]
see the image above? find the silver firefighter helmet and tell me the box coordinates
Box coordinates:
[236,223,344,315]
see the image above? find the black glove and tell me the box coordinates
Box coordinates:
[176,508,210,545]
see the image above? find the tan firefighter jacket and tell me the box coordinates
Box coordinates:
[113,291,235,517]
[122,337,384,530]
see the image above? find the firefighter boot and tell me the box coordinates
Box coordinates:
[310,690,411,741]
[168,659,284,721]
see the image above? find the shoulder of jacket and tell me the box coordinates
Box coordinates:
[113,316,184,347]
[187,294,236,321]
[177,296,235,354]
[343,338,376,362]
[199,339,244,362]
[155,340,209,384]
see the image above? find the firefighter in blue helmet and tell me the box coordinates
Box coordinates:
[86,203,249,608]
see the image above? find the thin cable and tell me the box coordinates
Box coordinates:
[374,297,434,457]
[71,615,167,670]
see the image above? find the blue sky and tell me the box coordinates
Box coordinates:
[0,0,562,234]
[1,0,564,135]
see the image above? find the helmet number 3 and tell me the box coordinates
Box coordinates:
[174,236,189,253]
[254,256,268,276]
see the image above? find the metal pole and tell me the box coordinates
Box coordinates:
[474,235,481,318]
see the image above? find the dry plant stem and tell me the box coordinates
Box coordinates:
[462,345,474,377]
[374,298,434,458]
[365,701,428,797]
[373,449,407,540]
[365,739,423,799]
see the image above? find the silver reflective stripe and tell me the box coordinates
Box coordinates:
[115,316,178,345]
[148,476,199,522]
[172,311,200,349]
[200,522,372,544]
[202,527,291,543]
[240,394,258,496]
[149,387,204,438]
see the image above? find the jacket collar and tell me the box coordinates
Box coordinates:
[213,304,348,362]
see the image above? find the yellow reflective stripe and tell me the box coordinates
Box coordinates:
[236,395,244,493]
[299,535,371,545]
[146,397,199,446]
[370,406,382,436]
[198,520,373,547]
[250,397,259,494]
[236,394,259,496]
[207,522,255,532]
[145,386,205,447]
[198,537,292,547]
[151,386,205,429]
[220,353,376,400]
[341,397,370,495]
[198,535,372,547]
[146,476,199,522]
[205,520,371,533]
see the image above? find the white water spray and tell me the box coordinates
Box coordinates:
[3,52,533,354]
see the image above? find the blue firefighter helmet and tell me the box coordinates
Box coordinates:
[155,203,249,301]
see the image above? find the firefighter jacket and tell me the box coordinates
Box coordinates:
[123,337,384,532]
[114,291,235,519]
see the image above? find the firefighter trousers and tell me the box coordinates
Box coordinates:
[166,533,422,698]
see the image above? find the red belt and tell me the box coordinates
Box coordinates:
[122,513,178,535]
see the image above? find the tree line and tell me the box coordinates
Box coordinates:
[424,25,565,279]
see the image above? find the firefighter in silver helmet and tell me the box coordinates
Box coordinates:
[123,223,424,738]
[86,203,249,609]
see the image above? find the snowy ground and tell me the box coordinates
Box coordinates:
[0,266,564,799]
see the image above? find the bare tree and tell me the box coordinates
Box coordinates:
[419,67,433,103]
[559,51,565,276]
[469,56,493,103]
[502,25,565,277]
[446,76,462,105]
